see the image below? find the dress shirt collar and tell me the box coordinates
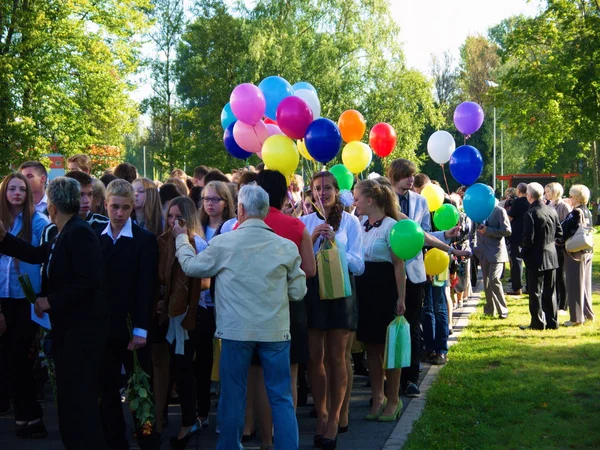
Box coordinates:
[237,217,273,232]
[35,194,48,213]
[101,217,133,243]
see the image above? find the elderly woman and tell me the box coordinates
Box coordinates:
[0,177,108,449]
[558,184,594,326]
[545,182,572,312]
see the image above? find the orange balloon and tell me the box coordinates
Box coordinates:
[338,110,366,143]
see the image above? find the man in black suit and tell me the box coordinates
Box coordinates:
[97,179,158,449]
[506,183,530,295]
[520,182,563,330]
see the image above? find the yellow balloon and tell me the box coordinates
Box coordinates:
[262,135,299,176]
[424,248,450,276]
[297,139,314,161]
[341,141,372,174]
[421,183,445,212]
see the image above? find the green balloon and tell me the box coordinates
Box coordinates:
[329,164,354,191]
[389,219,425,260]
[433,204,460,231]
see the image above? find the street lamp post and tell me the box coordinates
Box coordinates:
[485,80,499,195]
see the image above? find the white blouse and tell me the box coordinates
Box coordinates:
[300,211,365,276]
[360,216,396,264]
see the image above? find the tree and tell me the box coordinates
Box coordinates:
[458,35,500,106]
[430,51,460,113]
[0,0,151,172]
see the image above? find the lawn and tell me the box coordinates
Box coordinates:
[403,231,600,450]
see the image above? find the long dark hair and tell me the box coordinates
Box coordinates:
[0,172,35,243]
[310,171,344,232]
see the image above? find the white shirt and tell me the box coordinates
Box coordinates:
[360,216,396,263]
[35,194,48,214]
[300,211,365,276]
[100,218,146,338]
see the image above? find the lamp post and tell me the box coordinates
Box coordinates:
[485,80,499,194]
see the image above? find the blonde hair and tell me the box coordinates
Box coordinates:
[355,179,400,221]
[67,154,92,173]
[106,179,135,203]
[164,177,188,196]
[166,196,203,238]
[199,181,235,227]
[545,182,564,202]
[569,184,590,206]
[133,178,164,236]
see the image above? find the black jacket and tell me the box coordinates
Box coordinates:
[0,215,108,330]
[521,200,563,271]
[97,223,158,338]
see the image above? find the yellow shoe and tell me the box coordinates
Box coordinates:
[365,397,387,421]
[378,400,403,422]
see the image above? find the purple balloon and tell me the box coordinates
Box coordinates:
[230,83,266,126]
[454,101,485,135]
[223,121,252,160]
[276,96,314,140]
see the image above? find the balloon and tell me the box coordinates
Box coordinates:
[276,96,313,140]
[433,204,460,231]
[463,183,495,223]
[297,139,314,161]
[258,76,294,121]
[330,164,354,191]
[294,89,321,119]
[223,121,252,159]
[454,101,485,135]
[424,249,450,276]
[342,141,372,174]
[221,103,236,130]
[427,130,456,164]
[230,83,266,126]
[262,135,299,175]
[389,220,425,260]
[266,123,283,136]
[421,184,445,212]
[369,123,397,157]
[449,145,483,185]
[264,117,278,125]
[338,110,366,143]
[292,81,317,95]
[233,120,269,153]
[305,118,342,164]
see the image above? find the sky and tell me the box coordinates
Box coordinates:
[389,0,542,74]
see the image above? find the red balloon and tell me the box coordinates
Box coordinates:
[264,117,278,125]
[369,123,397,157]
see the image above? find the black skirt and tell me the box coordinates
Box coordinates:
[305,274,358,330]
[356,261,397,344]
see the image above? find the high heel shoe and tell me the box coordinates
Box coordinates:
[170,420,201,449]
[365,397,387,421]
[242,430,256,442]
[338,424,348,433]
[322,436,337,450]
[378,400,403,422]
[313,434,324,448]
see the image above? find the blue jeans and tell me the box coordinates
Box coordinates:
[421,283,449,355]
[217,339,298,450]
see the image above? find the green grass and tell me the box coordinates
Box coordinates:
[403,231,600,450]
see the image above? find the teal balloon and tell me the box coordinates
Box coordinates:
[464,183,495,223]
[433,204,460,231]
[330,164,354,191]
[221,103,236,130]
[389,220,425,260]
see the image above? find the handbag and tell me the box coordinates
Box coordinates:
[383,316,411,369]
[317,239,351,300]
[565,214,594,253]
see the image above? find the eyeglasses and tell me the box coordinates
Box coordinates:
[201,196,223,204]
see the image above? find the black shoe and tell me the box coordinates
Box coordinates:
[322,436,337,449]
[309,408,318,418]
[338,425,348,433]
[0,400,10,415]
[519,325,531,330]
[16,420,48,439]
[241,431,256,442]
[404,382,421,398]
[499,314,508,319]
[170,421,201,449]
[313,434,323,448]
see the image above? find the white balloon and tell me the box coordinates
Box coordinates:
[427,130,456,164]
[294,89,321,119]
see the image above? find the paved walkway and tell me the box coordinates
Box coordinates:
[0,294,480,450]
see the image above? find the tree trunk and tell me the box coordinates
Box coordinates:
[593,140,599,202]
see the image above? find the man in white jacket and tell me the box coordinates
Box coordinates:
[173,184,307,450]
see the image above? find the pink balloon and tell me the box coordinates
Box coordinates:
[276,96,313,140]
[266,123,283,136]
[233,121,269,153]
[230,83,266,126]
[257,150,263,159]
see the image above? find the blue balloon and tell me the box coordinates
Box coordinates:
[449,145,483,185]
[258,76,294,121]
[223,121,252,160]
[292,81,317,95]
[221,103,236,130]
[463,183,495,223]
[305,118,342,164]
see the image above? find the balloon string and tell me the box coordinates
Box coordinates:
[441,164,450,193]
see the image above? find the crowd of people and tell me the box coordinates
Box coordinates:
[0,153,595,450]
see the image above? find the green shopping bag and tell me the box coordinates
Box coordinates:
[383,316,411,369]
[317,239,349,300]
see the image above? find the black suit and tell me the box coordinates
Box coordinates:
[96,221,158,450]
[522,200,563,329]
[0,215,108,449]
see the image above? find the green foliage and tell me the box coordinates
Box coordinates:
[0,0,151,172]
